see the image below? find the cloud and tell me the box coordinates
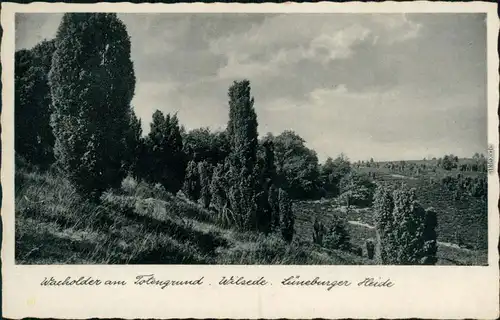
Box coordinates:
[259,83,485,161]
[209,14,421,82]
[216,55,275,80]
[132,80,229,134]
[308,24,372,62]
[338,85,476,133]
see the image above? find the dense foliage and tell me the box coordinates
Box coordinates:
[265,131,321,199]
[183,128,230,165]
[279,188,294,243]
[183,160,201,201]
[373,185,438,265]
[225,80,261,230]
[439,154,459,171]
[441,173,487,199]
[268,184,280,232]
[139,111,187,194]
[15,40,56,168]
[210,163,231,226]
[320,154,351,196]
[49,13,136,197]
[124,110,143,175]
[198,160,213,209]
[312,217,326,246]
[338,171,376,207]
[324,215,351,251]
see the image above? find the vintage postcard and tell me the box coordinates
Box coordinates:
[2,1,499,319]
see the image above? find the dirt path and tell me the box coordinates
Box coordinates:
[348,220,375,229]
[347,220,472,252]
[389,174,417,180]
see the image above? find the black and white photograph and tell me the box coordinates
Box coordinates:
[13,11,489,266]
[3,3,499,319]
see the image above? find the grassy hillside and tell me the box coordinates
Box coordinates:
[15,167,372,265]
[15,159,487,266]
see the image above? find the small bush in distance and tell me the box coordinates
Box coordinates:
[365,239,375,259]
[421,208,438,265]
[324,215,350,251]
[312,217,325,245]
[338,171,376,208]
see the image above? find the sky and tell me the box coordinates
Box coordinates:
[15,13,488,162]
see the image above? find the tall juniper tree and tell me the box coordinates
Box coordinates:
[210,163,231,226]
[373,186,395,263]
[49,13,136,197]
[255,139,277,233]
[15,40,56,168]
[268,184,280,232]
[198,160,213,209]
[225,80,261,230]
[226,80,258,174]
[183,160,200,201]
[422,208,438,265]
[279,188,294,243]
[141,110,186,194]
[259,139,276,189]
[374,185,438,265]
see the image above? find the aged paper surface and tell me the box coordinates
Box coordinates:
[2,2,499,319]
